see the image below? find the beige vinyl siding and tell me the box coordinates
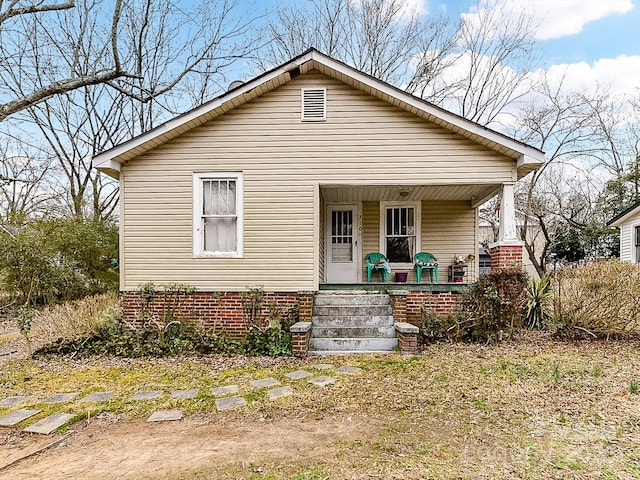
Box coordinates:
[422,201,477,283]
[121,71,513,291]
[361,201,380,280]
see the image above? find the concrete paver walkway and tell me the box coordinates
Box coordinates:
[215,396,247,411]
[0,362,362,430]
[211,385,239,396]
[130,391,163,401]
[24,413,75,435]
[42,393,78,404]
[308,376,336,387]
[250,378,280,389]
[148,410,183,422]
[285,370,312,380]
[0,395,30,407]
[79,392,114,403]
[0,409,41,427]
[170,389,199,400]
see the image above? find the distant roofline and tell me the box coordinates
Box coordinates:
[607,199,640,226]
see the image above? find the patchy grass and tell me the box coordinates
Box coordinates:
[2,333,640,478]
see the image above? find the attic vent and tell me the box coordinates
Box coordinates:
[301,88,326,121]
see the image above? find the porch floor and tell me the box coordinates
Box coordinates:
[319,283,470,292]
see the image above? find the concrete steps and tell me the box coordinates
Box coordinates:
[309,292,397,354]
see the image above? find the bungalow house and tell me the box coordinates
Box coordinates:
[608,199,640,263]
[92,49,545,355]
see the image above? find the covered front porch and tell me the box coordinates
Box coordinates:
[318,182,521,288]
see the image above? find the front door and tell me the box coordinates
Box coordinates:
[326,204,360,283]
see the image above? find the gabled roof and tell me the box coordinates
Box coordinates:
[92,48,546,179]
[607,199,640,227]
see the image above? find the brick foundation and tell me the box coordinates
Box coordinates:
[488,243,523,270]
[122,291,299,339]
[405,291,461,324]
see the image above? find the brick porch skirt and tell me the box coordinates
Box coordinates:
[121,291,312,339]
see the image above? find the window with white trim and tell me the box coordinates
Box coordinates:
[193,173,243,257]
[635,225,640,263]
[380,202,421,264]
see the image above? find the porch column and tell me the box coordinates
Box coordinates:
[489,182,524,270]
[498,182,517,242]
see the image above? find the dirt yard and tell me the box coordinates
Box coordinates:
[2,413,369,480]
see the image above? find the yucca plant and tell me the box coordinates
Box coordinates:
[524,276,553,329]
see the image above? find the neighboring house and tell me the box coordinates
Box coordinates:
[608,200,640,263]
[92,49,545,350]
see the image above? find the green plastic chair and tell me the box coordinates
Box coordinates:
[365,252,389,283]
[414,252,439,283]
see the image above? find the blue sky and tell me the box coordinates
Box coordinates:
[430,0,640,98]
[249,0,640,99]
[436,0,639,66]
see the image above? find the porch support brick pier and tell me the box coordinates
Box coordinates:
[395,322,419,354]
[488,182,524,270]
[290,322,312,357]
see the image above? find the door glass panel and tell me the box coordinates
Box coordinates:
[331,210,353,262]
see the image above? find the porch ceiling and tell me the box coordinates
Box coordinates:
[320,184,499,204]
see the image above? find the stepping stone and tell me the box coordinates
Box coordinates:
[267,386,293,400]
[148,409,183,422]
[250,378,280,389]
[312,364,333,370]
[212,385,239,397]
[308,376,336,387]
[24,413,75,435]
[0,409,41,427]
[129,390,163,401]
[79,391,114,403]
[215,396,247,412]
[336,366,361,375]
[0,395,31,407]
[285,370,312,380]
[170,389,199,400]
[42,393,78,404]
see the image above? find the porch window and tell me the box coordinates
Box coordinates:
[635,225,640,263]
[381,202,420,264]
[193,172,243,257]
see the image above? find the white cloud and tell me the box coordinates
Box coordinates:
[540,54,640,97]
[462,0,634,40]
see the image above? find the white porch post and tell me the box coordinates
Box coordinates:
[489,182,524,271]
[498,182,518,242]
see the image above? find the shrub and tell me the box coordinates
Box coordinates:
[0,217,118,304]
[451,267,528,343]
[524,276,553,329]
[553,260,640,338]
[418,307,447,344]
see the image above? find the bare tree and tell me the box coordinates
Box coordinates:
[0,0,130,122]
[510,76,624,275]
[22,0,258,218]
[408,0,539,126]
[0,140,61,222]
[260,0,455,86]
